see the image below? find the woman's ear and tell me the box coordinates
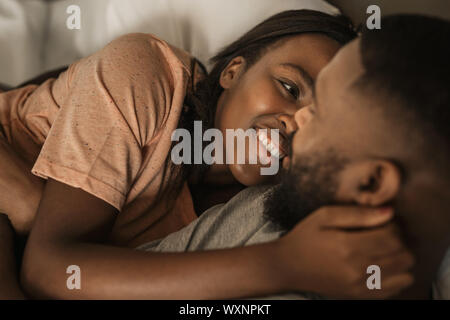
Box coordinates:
[219,56,246,89]
[337,160,402,206]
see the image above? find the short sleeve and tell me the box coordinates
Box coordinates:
[32,33,182,210]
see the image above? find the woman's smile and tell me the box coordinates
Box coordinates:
[212,32,342,186]
[254,127,288,160]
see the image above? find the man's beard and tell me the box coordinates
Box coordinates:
[263,148,348,232]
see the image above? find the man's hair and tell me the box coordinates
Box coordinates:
[357,15,450,180]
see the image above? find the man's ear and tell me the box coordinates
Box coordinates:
[219,56,246,89]
[337,160,402,206]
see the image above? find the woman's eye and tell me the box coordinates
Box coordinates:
[279,80,300,100]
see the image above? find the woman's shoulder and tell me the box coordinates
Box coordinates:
[100,33,194,79]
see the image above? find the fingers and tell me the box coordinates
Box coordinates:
[340,251,415,299]
[347,223,405,257]
[376,250,415,275]
[350,247,415,299]
[317,205,394,229]
[380,272,415,295]
[363,272,415,299]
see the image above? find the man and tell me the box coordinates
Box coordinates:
[141,14,450,299]
[265,13,450,298]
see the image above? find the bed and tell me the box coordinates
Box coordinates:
[0,0,338,86]
[1,0,449,299]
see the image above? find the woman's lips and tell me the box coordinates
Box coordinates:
[255,128,287,159]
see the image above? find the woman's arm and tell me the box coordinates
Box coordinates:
[21,179,285,299]
[0,137,44,235]
[0,67,68,233]
[0,214,26,299]
[21,179,414,299]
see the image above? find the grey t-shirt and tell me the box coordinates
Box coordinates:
[136,185,313,299]
[137,185,450,299]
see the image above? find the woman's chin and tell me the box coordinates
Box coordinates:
[228,163,277,186]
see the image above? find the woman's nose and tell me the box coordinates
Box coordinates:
[278,114,298,135]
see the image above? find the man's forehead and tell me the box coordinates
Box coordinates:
[318,38,365,91]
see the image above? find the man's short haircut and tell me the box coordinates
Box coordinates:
[356,15,450,180]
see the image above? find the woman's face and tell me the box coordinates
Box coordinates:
[214,33,342,186]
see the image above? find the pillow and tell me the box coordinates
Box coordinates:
[43,0,340,72]
[1,0,340,85]
[0,0,47,86]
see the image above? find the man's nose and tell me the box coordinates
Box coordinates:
[294,105,311,129]
[278,114,298,135]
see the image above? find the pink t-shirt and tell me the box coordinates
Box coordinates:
[0,33,205,247]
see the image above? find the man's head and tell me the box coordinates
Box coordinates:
[265,15,450,252]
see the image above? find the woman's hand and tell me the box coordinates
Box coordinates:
[0,138,44,235]
[274,205,415,299]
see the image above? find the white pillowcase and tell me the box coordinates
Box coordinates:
[43,0,339,72]
[0,0,47,86]
[0,0,339,85]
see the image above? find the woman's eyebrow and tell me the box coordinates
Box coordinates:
[279,63,314,89]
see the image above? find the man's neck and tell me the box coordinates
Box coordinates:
[395,174,450,299]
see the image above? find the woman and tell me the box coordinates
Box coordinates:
[0,10,361,299]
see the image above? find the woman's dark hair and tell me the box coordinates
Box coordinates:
[185,9,356,132]
[159,9,357,210]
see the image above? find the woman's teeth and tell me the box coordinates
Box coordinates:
[257,130,285,159]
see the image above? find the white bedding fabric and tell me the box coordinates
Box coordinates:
[0,0,339,86]
[0,0,47,86]
[0,0,449,299]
